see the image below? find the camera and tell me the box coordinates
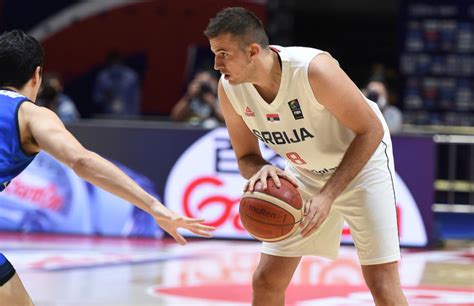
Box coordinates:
[197,82,214,98]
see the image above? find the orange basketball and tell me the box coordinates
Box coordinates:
[239,177,303,242]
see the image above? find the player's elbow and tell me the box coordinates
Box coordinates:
[358,119,384,145]
[70,150,95,174]
[364,120,385,148]
[373,119,384,142]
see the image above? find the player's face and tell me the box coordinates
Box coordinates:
[209,33,253,85]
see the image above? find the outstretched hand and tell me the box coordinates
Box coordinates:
[244,164,299,192]
[152,206,215,245]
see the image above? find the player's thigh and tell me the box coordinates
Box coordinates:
[0,273,34,306]
[261,181,344,259]
[253,253,301,289]
[336,176,400,265]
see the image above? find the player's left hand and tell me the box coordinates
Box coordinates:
[299,194,333,238]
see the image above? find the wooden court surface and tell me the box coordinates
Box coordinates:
[2,233,473,306]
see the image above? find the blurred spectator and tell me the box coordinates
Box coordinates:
[37,73,80,123]
[93,51,140,118]
[171,70,223,128]
[364,78,403,134]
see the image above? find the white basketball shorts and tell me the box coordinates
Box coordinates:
[261,153,401,265]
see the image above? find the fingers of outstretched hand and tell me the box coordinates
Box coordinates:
[185,221,215,232]
[181,217,215,235]
[182,217,205,223]
[169,230,187,245]
[189,227,213,237]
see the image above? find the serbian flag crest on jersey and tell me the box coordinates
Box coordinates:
[266,113,280,122]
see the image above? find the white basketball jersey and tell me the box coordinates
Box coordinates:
[222,46,392,179]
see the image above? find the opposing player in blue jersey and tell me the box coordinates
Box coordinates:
[0,30,214,305]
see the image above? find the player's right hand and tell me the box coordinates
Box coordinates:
[244,164,299,192]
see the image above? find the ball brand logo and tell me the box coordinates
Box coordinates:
[248,205,277,219]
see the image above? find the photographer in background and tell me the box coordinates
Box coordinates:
[37,73,80,123]
[93,51,140,118]
[364,78,403,134]
[171,69,224,128]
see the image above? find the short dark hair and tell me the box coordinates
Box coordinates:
[204,7,269,49]
[0,30,43,89]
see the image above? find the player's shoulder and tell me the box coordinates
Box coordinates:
[19,100,41,114]
[19,102,58,125]
[273,45,327,64]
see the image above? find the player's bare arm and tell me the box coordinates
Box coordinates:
[218,80,298,191]
[218,80,265,177]
[300,53,384,237]
[18,102,214,244]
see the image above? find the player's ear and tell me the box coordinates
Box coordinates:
[248,43,261,59]
[32,66,42,87]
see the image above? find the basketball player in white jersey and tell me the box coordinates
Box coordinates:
[205,7,408,306]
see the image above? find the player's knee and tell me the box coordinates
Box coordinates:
[366,278,403,305]
[366,279,391,296]
[252,269,286,293]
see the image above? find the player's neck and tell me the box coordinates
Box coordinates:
[252,49,281,102]
[3,84,36,102]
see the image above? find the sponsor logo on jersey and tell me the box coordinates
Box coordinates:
[252,128,314,145]
[266,113,280,122]
[288,99,304,120]
[244,106,255,117]
[311,167,338,176]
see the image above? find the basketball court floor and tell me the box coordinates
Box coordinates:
[2,232,473,306]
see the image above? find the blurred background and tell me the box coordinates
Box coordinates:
[0,1,473,305]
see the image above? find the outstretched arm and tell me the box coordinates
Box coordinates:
[19,103,214,244]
